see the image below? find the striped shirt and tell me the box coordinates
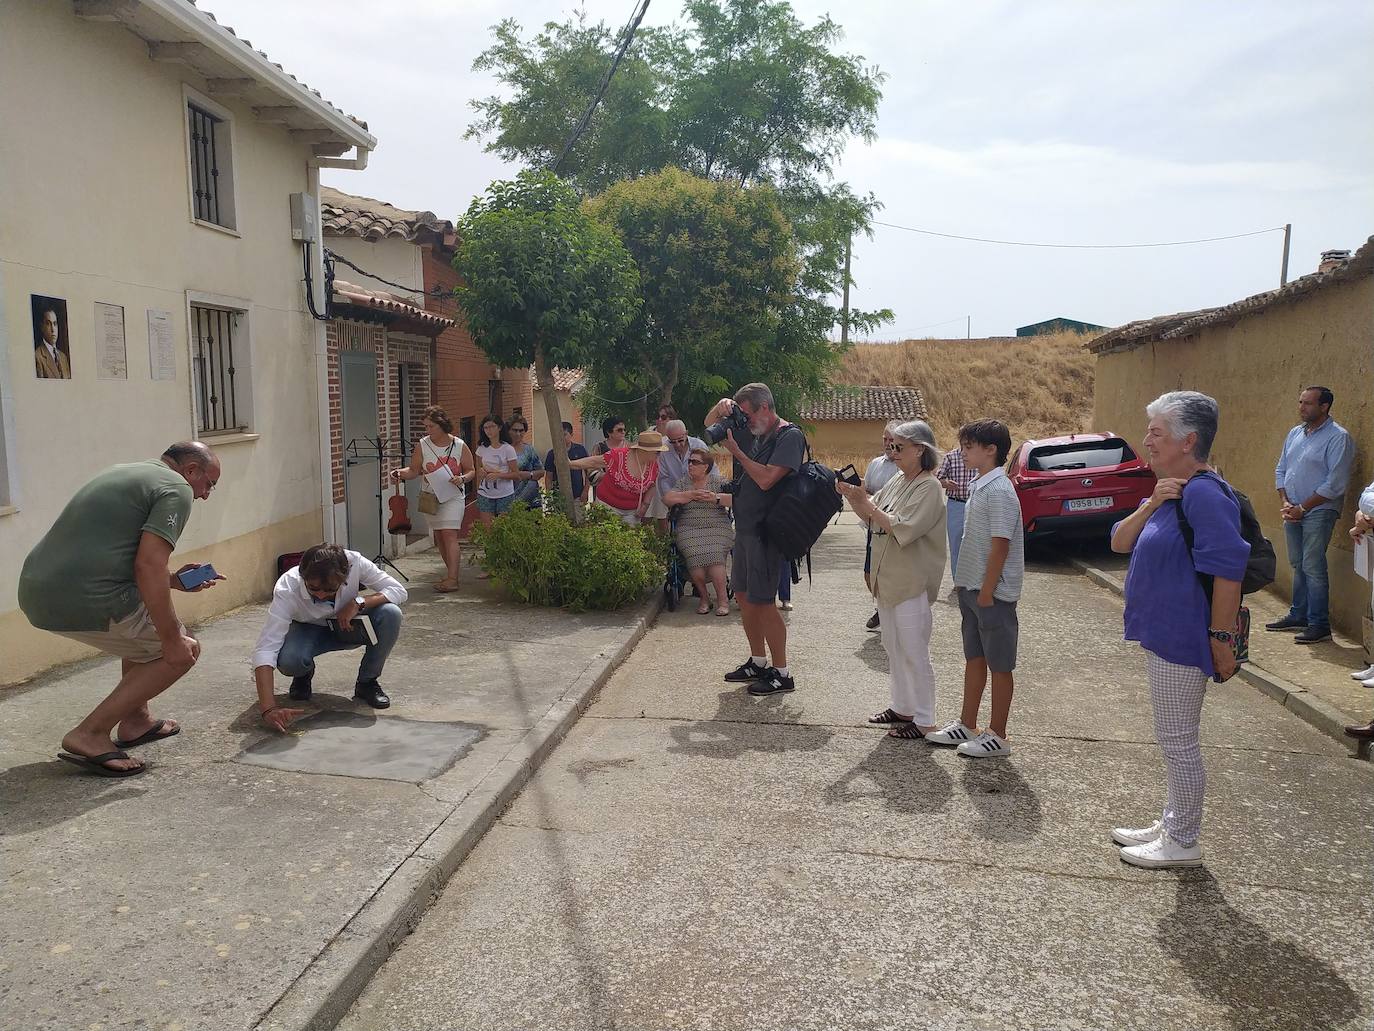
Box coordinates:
[953,467,1025,602]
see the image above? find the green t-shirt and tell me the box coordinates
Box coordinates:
[18,461,193,631]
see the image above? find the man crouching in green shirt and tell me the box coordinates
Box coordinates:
[18,441,223,777]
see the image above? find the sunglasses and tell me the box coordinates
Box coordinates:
[687,458,708,466]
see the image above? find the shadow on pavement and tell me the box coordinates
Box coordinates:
[959,758,1044,842]
[854,634,888,673]
[823,736,953,815]
[667,688,835,759]
[1158,868,1362,1031]
[0,761,147,836]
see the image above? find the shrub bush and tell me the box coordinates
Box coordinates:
[470,497,665,611]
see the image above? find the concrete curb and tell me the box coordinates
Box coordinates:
[1066,557,1368,761]
[255,590,665,1031]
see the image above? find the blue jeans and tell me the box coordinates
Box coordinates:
[276,603,403,684]
[946,498,967,580]
[1283,509,1339,630]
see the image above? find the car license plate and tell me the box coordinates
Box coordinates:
[1065,497,1113,512]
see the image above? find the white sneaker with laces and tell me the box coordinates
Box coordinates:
[925,720,975,747]
[1111,819,1163,847]
[955,729,1012,758]
[1350,665,1374,681]
[1119,828,1202,869]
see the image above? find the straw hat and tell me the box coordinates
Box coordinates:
[630,429,669,453]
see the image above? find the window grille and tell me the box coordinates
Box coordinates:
[191,305,244,433]
[188,103,225,225]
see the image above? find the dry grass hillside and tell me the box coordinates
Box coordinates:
[836,332,1098,449]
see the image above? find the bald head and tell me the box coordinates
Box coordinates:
[162,441,221,500]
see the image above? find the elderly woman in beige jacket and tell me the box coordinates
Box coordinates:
[838,420,948,738]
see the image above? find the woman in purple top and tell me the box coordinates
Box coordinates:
[1109,391,1249,871]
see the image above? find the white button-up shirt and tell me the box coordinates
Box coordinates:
[250,550,407,669]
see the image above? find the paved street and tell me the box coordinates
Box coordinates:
[342,515,1374,1031]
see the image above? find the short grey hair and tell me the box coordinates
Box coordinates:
[893,419,941,472]
[1145,390,1219,461]
[883,419,902,435]
[733,382,774,411]
[664,419,687,437]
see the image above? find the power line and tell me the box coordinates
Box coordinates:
[871,221,1286,250]
[550,0,652,175]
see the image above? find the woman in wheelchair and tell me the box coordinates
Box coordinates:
[663,448,734,615]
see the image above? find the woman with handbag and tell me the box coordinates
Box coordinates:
[837,420,947,740]
[391,406,475,593]
[1109,390,1249,869]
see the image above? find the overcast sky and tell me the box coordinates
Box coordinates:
[215,0,1374,338]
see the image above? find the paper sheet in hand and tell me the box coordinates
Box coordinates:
[1356,535,1373,582]
[424,468,463,504]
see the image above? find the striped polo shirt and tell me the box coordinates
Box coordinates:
[953,467,1025,602]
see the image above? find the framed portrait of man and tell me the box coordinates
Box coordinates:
[31,295,72,379]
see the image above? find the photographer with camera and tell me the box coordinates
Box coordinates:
[704,383,805,695]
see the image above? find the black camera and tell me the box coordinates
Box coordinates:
[703,405,752,444]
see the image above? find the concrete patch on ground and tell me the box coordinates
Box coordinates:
[236,710,485,782]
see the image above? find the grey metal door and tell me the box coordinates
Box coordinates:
[342,351,380,553]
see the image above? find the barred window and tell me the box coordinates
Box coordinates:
[191,305,247,434]
[186,97,236,230]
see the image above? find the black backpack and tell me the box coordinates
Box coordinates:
[1174,471,1277,597]
[760,427,843,561]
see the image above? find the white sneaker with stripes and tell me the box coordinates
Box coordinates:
[955,729,1012,758]
[1111,820,1163,847]
[925,720,975,747]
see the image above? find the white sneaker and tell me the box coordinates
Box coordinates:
[1119,828,1202,869]
[1361,677,1374,689]
[1350,665,1374,681]
[1111,819,1163,847]
[955,729,1012,758]
[925,720,975,747]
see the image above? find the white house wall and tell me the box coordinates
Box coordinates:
[0,1,342,684]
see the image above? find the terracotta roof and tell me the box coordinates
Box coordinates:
[1088,235,1373,355]
[321,188,452,242]
[331,280,454,333]
[798,386,929,422]
[530,368,587,392]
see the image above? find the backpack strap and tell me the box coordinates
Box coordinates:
[1173,470,1237,602]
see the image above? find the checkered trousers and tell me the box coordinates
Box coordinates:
[1146,650,1209,846]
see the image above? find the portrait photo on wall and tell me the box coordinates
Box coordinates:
[31,294,72,379]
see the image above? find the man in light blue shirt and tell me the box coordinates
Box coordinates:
[1268,385,1354,643]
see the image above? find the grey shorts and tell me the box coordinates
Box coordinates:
[732,529,782,605]
[957,587,1019,672]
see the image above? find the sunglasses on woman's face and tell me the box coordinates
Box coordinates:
[687,458,707,466]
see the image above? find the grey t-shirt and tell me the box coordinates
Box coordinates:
[731,423,806,532]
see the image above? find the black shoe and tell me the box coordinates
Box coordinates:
[1264,616,1307,632]
[1294,626,1331,644]
[866,611,880,631]
[748,668,796,696]
[724,659,768,683]
[353,679,391,709]
[288,674,313,701]
[1345,721,1374,740]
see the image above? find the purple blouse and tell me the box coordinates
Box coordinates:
[1120,476,1250,676]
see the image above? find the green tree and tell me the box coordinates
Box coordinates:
[584,167,834,427]
[453,170,640,520]
[466,0,893,409]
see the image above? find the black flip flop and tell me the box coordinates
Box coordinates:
[114,719,180,749]
[887,723,926,740]
[868,708,913,725]
[57,750,146,778]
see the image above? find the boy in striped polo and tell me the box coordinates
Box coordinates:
[927,419,1025,758]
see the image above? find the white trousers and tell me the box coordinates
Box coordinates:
[878,594,937,725]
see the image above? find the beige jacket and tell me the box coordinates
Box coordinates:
[869,473,947,607]
[35,345,70,379]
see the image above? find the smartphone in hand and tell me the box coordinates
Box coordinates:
[177,563,220,590]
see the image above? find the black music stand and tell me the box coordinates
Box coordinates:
[344,435,410,581]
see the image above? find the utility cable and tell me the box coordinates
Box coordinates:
[871,221,1286,249]
[550,0,651,175]
[325,250,440,298]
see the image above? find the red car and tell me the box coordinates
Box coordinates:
[1007,432,1156,540]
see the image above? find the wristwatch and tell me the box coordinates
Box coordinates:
[1207,628,1234,643]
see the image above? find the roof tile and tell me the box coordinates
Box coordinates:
[799,386,929,422]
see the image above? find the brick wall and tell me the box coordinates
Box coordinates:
[422,243,535,443]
